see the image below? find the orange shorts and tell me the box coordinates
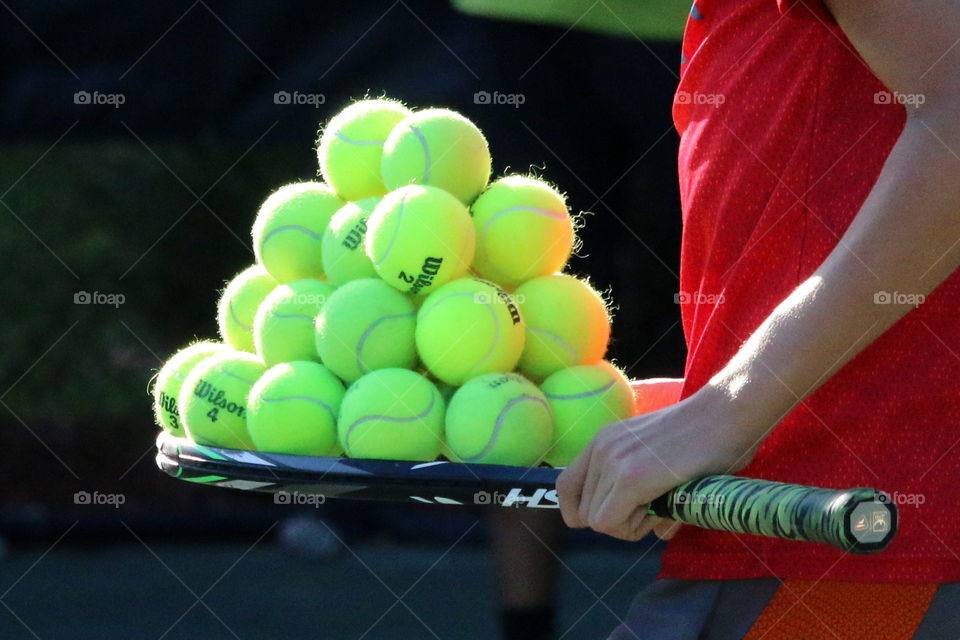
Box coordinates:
[608,578,956,639]
[745,580,937,639]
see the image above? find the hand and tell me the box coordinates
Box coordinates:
[556,388,756,541]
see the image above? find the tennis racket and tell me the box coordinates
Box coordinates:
[155,431,896,554]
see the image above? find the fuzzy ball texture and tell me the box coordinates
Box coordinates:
[153,341,229,436]
[541,361,635,466]
[380,108,491,204]
[445,372,553,466]
[179,350,266,449]
[365,184,475,296]
[217,265,277,353]
[415,277,524,385]
[321,197,381,286]
[318,99,412,201]
[254,278,335,366]
[470,176,575,288]
[247,361,346,456]
[337,368,444,461]
[315,278,418,384]
[515,274,610,380]
[252,182,344,283]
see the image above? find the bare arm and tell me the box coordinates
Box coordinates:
[716,0,960,440]
[557,1,960,539]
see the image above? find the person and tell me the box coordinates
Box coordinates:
[557,1,960,637]
[487,380,685,640]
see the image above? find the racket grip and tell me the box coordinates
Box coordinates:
[648,475,897,554]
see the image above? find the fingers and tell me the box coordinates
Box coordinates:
[581,468,616,531]
[577,445,605,527]
[588,492,657,541]
[586,473,654,541]
[556,442,593,528]
[557,418,680,542]
[628,506,655,540]
[580,462,616,530]
[628,513,659,542]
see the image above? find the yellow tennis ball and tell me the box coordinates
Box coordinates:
[365,184,475,295]
[415,278,525,385]
[216,265,278,353]
[515,274,611,380]
[153,341,229,436]
[315,278,417,384]
[380,108,491,204]
[321,197,380,286]
[247,361,346,456]
[254,278,335,366]
[318,99,413,201]
[338,368,444,461]
[252,182,344,283]
[434,380,458,461]
[470,176,575,288]
[541,361,636,467]
[445,372,553,466]
[180,350,267,449]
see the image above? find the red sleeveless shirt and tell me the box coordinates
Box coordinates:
[661,0,960,582]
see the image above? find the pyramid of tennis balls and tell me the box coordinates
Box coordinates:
[152,98,636,468]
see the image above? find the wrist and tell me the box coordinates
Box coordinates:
[680,381,784,474]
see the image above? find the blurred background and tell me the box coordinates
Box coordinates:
[0,1,687,638]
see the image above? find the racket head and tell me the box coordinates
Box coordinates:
[156,432,897,553]
[155,430,561,507]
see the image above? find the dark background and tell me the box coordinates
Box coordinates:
[0,1,684,637]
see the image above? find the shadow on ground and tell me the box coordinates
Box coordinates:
[0,537,661,639]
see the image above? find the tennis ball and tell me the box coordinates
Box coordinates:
[445,372,553,466]
[254,278,335,366]
[180,350,267,449]
[338,368,444,461]
[541,361,636,467]
[430,381,460,460]
[366,184,475,295]
[318,99,412,201]
[315,278,417,384]
[153,341,229,436]
[470,176,575,288]
[247,361,346,456]
[381,108,491,204]
[252,182,344,283]
[321,198,380,286]
[216,265,278,353]
[415,278,525,385]
[515,274,611,380]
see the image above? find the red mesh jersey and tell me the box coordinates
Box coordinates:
[661,0,960,582]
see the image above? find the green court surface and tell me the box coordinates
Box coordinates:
[0,540,660,639]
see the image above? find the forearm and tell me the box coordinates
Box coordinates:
[557,0,960,541]
[701,108,960,452]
